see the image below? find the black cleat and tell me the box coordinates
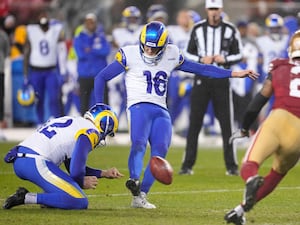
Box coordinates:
[224,209,246,225]
[243,175,264,212]
[3,187,29,209]
[125,179,140,196]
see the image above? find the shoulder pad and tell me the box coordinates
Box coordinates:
[75,128,100,148]
[268,58,289,73]
[115,48,127,68]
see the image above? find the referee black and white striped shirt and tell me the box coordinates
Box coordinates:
[185,19,243,69]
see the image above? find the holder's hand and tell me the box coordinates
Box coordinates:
[83,176,98,189]
[101,167,124,179]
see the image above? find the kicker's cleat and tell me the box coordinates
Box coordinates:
[224,209,246,225]
[131,192,156,209]
[3,187,29,209]
[243,175,264,212]
[126,178,141,196]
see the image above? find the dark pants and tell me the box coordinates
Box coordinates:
[232,91,258,131]
[78,77,94,116]
[181,76,238,171]
[78,77,109,116]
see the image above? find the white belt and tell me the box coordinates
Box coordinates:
[17,153,47,160]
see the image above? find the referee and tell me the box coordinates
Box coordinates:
[179,0,243,176]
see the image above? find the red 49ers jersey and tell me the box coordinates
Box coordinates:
[270,58,300,118]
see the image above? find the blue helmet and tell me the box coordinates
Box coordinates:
[146,4,168,23]
[265,13,284,41]
[17,83,35,107]
[265,13,284,28]
[84,103,119,140]
[139,21,169,65]
[122,6,142,31]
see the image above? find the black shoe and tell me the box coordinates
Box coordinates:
[243,175,264,212]
[224,209,245,225]
[226,169,239,176]
[125,178,140,196]
[3,187,29,209]
[178,168,194,175]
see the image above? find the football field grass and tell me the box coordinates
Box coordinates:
[1,141,300,225]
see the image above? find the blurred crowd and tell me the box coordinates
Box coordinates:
[0,0,299,140]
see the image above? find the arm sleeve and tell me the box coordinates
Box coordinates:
[69,134,92,187]
[85,166,102,178]
[176,59,232,78]
[241,92,269,130]
[94,60,125,102]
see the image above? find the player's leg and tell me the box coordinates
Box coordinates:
[78,77,92,116]
[29,70,46,125]
[46,69,63,118]
[4,149,87,209]
[141,107,172,194]
[225,109,300,222]
[180,78,210,174]
[212,79,238,175]
[127,103,152,180]
[126,103,156,208]
[126,103,152,196]
[254,109,300,204]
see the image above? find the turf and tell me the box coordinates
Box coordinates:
[1,142,300,225]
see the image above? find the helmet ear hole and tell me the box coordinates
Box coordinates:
[84,104,119,139]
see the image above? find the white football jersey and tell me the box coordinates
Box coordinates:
[112,26,143,47]
[256,34,288,74]
[116,44,183,109]
[27,24,62,67]
[19,116,100,166]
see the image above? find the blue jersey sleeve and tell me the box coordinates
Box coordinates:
[94,60,125,102]
[176,59,232,78]
[70,134,92,187]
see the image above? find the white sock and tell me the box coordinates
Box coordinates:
[234,204,244,216]
[24,193,37,204]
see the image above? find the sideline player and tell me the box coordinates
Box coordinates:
[3,103,123,210]
[94,21,258,209]
[224,30,300,224]
[23,13,67,125]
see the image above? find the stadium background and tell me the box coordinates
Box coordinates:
[2,0,300,143]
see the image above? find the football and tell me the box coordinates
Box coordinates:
[150,156,173,185]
